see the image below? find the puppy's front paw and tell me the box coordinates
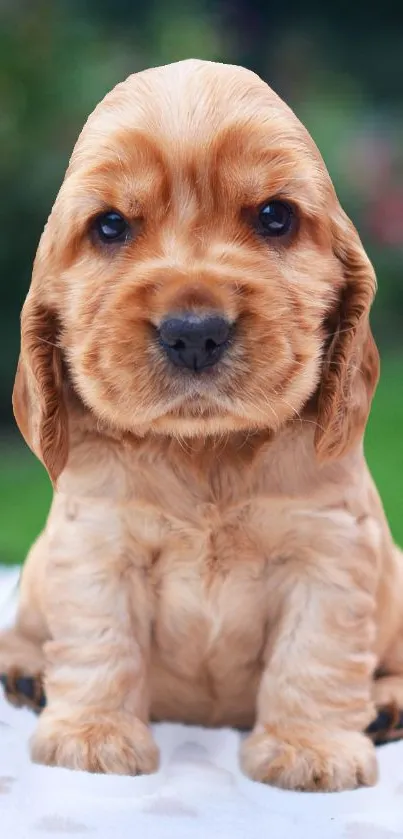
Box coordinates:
[240,727,377,791]
[31,710,159,775]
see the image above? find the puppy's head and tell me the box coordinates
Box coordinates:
[14,59,379,482]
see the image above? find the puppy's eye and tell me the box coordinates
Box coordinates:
[94,211,129,243]
[258,201,293,237]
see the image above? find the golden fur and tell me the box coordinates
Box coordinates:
[2,59,403,791]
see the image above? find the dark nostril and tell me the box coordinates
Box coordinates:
[159,313,231,371]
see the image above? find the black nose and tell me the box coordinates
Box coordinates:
[159,313,231,371]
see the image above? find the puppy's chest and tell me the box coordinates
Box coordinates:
[152,508,270,670]
[128,485,288,669]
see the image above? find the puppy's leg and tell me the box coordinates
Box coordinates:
[0,533,48,710]
[0,630,45,712]
[368,548,403,743]
[373,675,403,708]
[30,527,158,775]
[370,623,403,743]
[240,552,378,792]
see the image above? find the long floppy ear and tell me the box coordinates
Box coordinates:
[314,209,380,461]
[12,294,68,484]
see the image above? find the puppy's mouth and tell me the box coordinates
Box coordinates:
[160,358,239,413]
[157,385,229,420]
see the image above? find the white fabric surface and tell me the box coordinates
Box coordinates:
[1,566,403,839]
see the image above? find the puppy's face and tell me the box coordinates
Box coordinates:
[14,60,379,480]
[44,62,341,435]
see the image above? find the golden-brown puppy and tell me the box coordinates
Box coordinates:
[2,58,403,791]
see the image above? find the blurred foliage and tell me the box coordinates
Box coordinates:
[0,0,402,429]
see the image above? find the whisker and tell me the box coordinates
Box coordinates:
[247,389,281,430]
[36,336,60,349]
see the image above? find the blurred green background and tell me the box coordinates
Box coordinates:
[1,0,402,565]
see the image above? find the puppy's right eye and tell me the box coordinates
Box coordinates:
[93,211,129,243]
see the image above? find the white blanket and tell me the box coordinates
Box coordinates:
[1,567,403,839]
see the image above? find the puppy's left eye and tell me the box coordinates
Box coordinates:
[93,211,129,243]
[258,201,293,237]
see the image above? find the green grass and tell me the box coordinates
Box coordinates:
[0,443,52,565]
[365,357,403,543]
[0,356,402,565]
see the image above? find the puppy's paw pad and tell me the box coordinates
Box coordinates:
[1,669,45,712]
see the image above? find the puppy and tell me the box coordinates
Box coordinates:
[1,59,403,791]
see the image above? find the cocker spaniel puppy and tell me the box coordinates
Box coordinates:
[1,59,402,791]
